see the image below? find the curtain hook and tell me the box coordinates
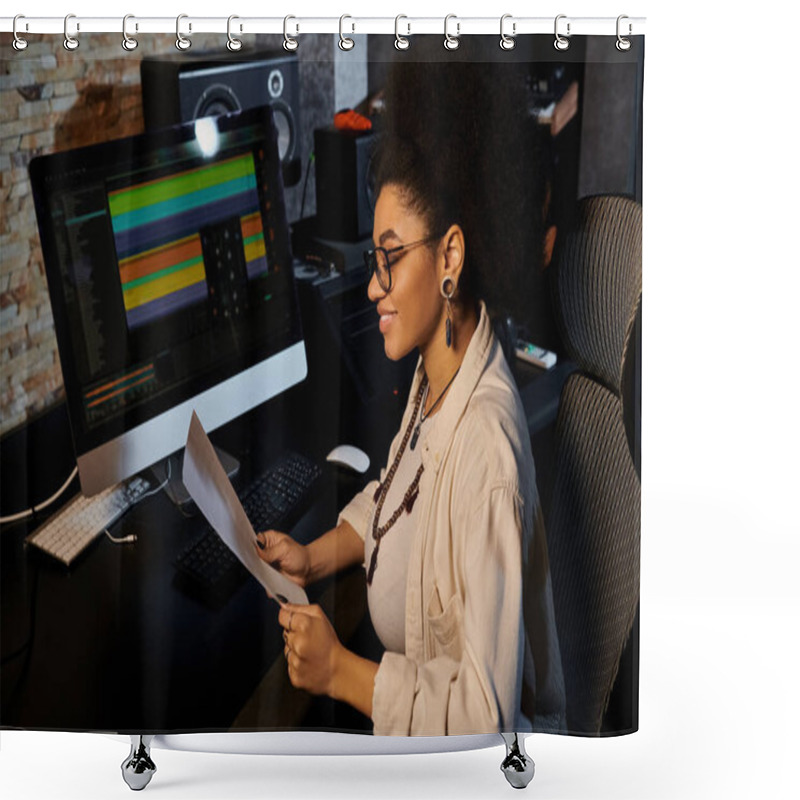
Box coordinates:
[339,14,355,51]
[500,14,516,51]
[176,14,192,51]
[395,15,410,51]
[64,13,80,51]
[616,15,632,51]
[444,14,460,51]
[122,15,138,51]
[12,15,28,51]
[283,15,299,51]
[554,14,570,51]
[227,15,243,51]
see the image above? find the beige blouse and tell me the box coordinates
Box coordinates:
[338,301,566,736]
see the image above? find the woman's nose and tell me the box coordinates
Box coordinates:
[367,268,385,303]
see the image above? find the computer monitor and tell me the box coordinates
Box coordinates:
[29,105,306,497]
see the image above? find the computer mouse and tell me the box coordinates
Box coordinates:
[326,444,370,474]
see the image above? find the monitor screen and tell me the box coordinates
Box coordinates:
[29,105,306,495]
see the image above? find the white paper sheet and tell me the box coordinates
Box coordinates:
[182,410,308,607]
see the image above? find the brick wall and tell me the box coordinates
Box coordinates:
[1,33,341,438]
[0,34,184,436]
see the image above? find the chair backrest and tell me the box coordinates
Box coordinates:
[546,195,642,733]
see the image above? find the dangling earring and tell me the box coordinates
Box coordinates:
[441,276,456,348]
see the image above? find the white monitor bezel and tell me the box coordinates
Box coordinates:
[76,341,307,496]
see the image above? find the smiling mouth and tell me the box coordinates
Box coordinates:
[379,312,396,333]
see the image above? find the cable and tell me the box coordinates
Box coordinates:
[101,458,172,548]
[104,529,137,544]
[299,149,315,222]
[0,462,171,675]
[0,451,173,531]
[0,466,78,526]
[135,457,172,502]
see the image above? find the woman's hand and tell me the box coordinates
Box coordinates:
[279,603,343,697]
[254,530,311,589]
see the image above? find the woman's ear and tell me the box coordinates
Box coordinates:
[440,223,466,285]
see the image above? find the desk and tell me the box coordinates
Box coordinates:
[0,379,387,734]
[1,315,573,734]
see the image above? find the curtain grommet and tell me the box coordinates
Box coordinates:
[283,15,299,51]
[63,13,80,51]
[227,15,243,51]
[339,14,355,51]
[122,14,138,51]
[12,15,28,51]
[444,14,460,51]
[395,15,410,51]
[616,15,632,51]
[554,14,570,51]
[500,14,516,51]
[176,13,192,51]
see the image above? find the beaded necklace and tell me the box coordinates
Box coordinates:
[410,366,460,451]
[366,377,427,586]
[366,366,460,586]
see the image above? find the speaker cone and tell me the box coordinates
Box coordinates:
[193,84,242,119]
[269,100,295,164]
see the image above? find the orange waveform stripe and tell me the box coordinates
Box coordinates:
[240,213,264,240]
[85,364,155,400]
[123,261,205,311]
[119,236,203,285]
[87,373,155,409]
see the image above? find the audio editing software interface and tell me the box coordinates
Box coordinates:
[32,110,299,448]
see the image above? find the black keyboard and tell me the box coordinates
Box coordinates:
[175,451,322,596]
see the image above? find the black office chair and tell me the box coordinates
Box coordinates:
[546,194,642,733]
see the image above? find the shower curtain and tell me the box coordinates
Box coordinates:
[0,27,643,740]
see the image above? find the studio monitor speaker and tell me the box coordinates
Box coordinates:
[314,127,378,242]
[141,50,302,186]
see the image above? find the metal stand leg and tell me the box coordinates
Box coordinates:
[121,735,157,791]
[500,732,535,789]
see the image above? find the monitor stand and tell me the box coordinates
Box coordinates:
[150,447,239,510]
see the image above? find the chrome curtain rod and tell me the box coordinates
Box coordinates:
[1,15,646,37]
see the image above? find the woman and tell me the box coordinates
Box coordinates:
[255,62,566,736]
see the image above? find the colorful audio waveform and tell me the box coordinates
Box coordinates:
[109,153,268,328]
[83,363,156,410]
[240,210,268,279]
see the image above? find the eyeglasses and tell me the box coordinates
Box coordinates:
[363,235,441,292]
